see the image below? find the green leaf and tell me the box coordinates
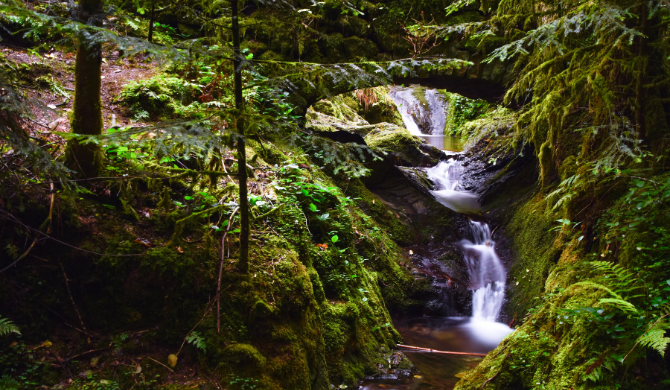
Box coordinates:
[309,203,317,212]
[331,235,339,243]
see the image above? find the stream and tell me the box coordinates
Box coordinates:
[360,87,512,389]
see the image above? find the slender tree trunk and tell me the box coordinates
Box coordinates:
[65,0,104,178]
[148,1,156,43]
[232,0,249,273]
[635,4,648,142]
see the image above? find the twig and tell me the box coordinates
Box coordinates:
[217,207,239,333]
[145,357,174,373]
[0,184,55,273]
[178,285,230,356]
[0,209,144,257]
[60,262,88,341]
[622,313,670,362]
[490,225,499,237]
[68,344,112,361]
[396,344,487,356]
[39,302,95,338]
[481,371,500,388]
[482,351,510,388]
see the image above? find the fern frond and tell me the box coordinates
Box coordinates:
[637,320,670,356]
[571,281,624,301]
[0,316,20,336]
[598,298,638,314]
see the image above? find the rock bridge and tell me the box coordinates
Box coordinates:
[275,52,513,116]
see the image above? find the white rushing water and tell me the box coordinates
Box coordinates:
[389,86,450,149]
[425,159,512,341]
[392,84,511,338]
[389,87,425,136]
[426,160,480,215]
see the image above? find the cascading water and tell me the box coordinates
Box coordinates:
[425,89,446,136]
[389,87,425,136]
[362,86,512,389]
[389,86,451,150]
[391,85,511,329]
[426,159,513,344]
[462,221,506,323]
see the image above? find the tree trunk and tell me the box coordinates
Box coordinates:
[232,0,249,273]
[148,1,156,43]
[65,0,104,178]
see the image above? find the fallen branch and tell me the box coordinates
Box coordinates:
[60,262,89,342]
[68,344,112,361]
[145,357,174,373]
[397,344,487,356]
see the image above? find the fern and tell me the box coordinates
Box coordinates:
[0,376,20,390]
[185,331,206,352]
[0,316,20,336]
[637,320,670,357]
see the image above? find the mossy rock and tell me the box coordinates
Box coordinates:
[218,343,267,375]
[365,125,443,167]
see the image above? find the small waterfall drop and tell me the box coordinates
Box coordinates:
[462,221,506,322]
[426,159,512,340]
[389,86,452,150]
[425,89,446,136]
[388,87,425,136]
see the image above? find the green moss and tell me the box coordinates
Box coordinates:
[364,124,442,166]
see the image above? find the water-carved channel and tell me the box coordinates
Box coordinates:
[361,87,513,389]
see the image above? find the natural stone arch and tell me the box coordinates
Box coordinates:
[279,55,513,117]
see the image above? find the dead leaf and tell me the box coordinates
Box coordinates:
[134,238,152,247]
[90,356,100,367]
[134,363,142,374]
[176,246,184,254]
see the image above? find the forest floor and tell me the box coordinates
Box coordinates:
[2,43,220,389]
[2,43,156,154]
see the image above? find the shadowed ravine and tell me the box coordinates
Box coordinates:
[361,87,513,389]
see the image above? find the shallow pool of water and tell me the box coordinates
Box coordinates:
[359,317,512,389]
[417,135,464,153]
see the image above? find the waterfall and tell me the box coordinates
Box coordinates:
[426,160,509,327]
[426,159,480,215]
[425,89,446,136]
[389,86,450,149]
[388,87,424,136]
[391,84,510,328]
[462,221,506,323]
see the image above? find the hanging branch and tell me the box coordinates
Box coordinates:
[0,183,56,274]
[217,207,239,333]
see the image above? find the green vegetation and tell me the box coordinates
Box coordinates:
[1,0,670,388]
